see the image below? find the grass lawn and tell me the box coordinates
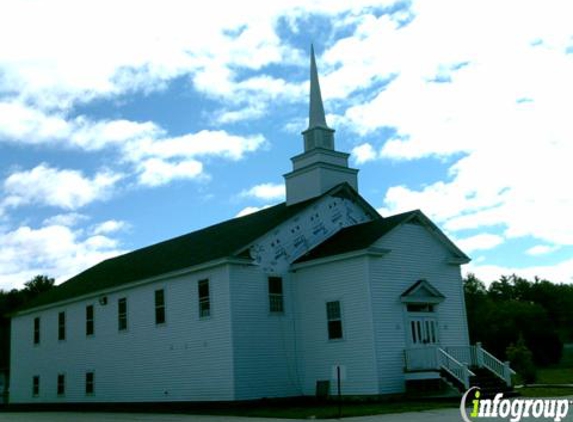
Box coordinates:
[536,344,573,384]
[515,343,573,398]
[536,367,573,384]
[518,387,573,398]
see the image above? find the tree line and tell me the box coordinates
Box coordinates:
[464,273,573,381]
[0,275,55,371]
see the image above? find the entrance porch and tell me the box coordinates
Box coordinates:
[404,342,515,390]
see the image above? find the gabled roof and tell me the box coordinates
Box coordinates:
[295,211,416,263]
[295,209,470,264]
[401,279,445,304]
[19,197,314,312]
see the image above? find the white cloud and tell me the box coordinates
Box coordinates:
[351,143,377,164]
[235,204,273,218]
[240,183,285,201]
[136,158,204,187]
[124,130,266,186]
[3,164,123,210]
[125,130,266,162]
[0,0,400,123]
[0,222,127,290]
[43,213,88,228]
[455,233,504,254]
[327,1,573,286]
[0,101,267,189]
[526,245,560,256]
[0,101,162,150]
[91,220,129,236]
[464,258,573,285]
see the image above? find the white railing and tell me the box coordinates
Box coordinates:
[445,345,475,366]
[437,348,475,389]
[405,343,516,388]
[446,343,516,386]
[404,347,474,389]
[480,344,516,386]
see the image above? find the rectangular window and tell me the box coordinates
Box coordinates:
[155,289,166,324]
[198,279,210,318]
[86,305,94,336]
[268,277,284,313]
[118,298,127,331]
[32,375,40,397]
[57,374,65,396]
[326,301,343,340]
[58,311,66,341]
[85,371,94,395]
[33,317,40,345]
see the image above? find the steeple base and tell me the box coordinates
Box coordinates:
[284,162,358,206]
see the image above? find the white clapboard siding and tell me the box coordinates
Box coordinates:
[10,264,235,403]
[368,222,470,393]
[229,265,301,400]
[293,256,379,396]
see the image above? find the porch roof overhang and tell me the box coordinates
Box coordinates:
[400,279,445,304]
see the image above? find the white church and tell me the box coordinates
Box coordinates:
[9,48,514,404]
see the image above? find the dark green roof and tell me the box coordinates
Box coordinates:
[20,199,312,312]
[295,210,417,263]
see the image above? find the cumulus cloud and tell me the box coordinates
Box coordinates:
[0,0,402,125]
[334,1,573,286]
[0,222,127,290]
[464,258,573,285]
[0,102,162,150]
[351,143,378,164]
[124,130,266,162]
[90,219,129,236]
[136,158,204,187]
[454,233,504,254]
[240,183,285,201]
[526,245,560,256]
[3,164,123,210]
[42,213,88,228]
[235,204,273,218]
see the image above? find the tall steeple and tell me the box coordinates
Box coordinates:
[284,45,358,206]
[302,45,335,151]
[308,44,328,129]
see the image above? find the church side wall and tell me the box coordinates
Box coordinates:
[229,265,301,400]
[369,222,470,393]
[9,264,235,403]
[293,256,379,396]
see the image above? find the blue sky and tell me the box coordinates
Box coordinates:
[1,0,572,290]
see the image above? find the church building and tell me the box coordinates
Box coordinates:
[9,48,513,404]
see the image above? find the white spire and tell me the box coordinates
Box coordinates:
[308,44,328,129]
[284,45,358,205]
[302,44,335,152]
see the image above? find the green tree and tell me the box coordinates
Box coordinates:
[0,275,55,371]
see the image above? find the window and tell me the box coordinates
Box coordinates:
[85,371,94,395]
[58,311,66,341]
[198,279,210,318]
[268,277,284,313]
[118,298,127,331]
[57,374,65,396]
[155,289,165,324]
[32,375,40,397]
[407,303,434,313]
[86,305,94,336]
[326,301,343,340]
[33,317,40,345]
